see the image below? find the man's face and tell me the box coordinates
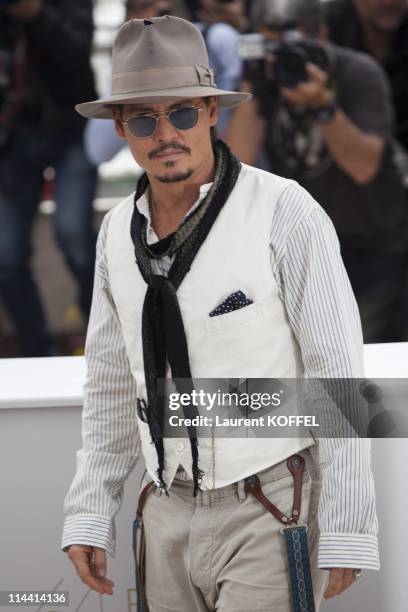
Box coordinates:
[354,0,408,31]
[113,97,218,184]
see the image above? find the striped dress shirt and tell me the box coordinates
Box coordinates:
[62,180,379,571]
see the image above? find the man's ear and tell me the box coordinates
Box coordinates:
[112,107,127,139]
[208,96,219,127]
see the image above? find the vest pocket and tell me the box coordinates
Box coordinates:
[204,301,263,332]
[188,292,289,377]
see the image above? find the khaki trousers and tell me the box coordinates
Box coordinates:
[142,447,327,611]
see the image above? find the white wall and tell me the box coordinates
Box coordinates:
[0,348,407,611]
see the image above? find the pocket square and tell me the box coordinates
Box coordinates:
[209,291,254,317]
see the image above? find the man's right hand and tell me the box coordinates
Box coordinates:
[67,545,114,595]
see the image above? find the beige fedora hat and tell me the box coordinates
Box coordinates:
[76,15,251,119]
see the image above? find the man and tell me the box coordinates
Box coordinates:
[324,0,408,341]
[0,0,97,356]
[324,0,408,162]
[226,0,408,343]
[61,16,379,611]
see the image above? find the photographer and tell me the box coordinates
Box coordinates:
[324,0,408,184]
[226,0,408,343]
[0,0,97,356]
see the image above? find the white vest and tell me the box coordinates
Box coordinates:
[106,163,315,489]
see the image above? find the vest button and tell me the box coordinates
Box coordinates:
[176,442,185,451]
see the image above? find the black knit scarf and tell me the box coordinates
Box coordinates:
[130,140,241,496]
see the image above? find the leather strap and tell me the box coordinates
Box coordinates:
[245,474,291,524]
[137,481,155,517]
[287,454,305,524]
[133,481,155,612]
[244,453,305,525]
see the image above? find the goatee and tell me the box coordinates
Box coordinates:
[156,169,194,183]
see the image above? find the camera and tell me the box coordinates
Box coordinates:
[239,31,329,88]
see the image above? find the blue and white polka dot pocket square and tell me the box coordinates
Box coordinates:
[209,291,254,317]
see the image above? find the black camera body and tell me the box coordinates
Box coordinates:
[239,31,329,88]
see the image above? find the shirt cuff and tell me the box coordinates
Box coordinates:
[61,514,115,558]
[318,533,380,570]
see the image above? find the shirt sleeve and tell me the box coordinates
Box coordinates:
[61,212,141,558]
[338,48,393,139]
[271,182,380,570]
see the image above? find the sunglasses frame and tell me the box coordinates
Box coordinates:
[121,105,204,139]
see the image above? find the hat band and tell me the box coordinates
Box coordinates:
[112,65,216,95]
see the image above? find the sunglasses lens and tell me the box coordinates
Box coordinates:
[127,115,157,137]
[169,107,199,130]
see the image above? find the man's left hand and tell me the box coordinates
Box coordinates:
[280,63,334,110]
[3,0,44,21]
[324,568,361,599]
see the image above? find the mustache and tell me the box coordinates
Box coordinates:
[148,141,191,159]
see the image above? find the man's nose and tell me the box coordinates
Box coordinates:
[152,114,180,141]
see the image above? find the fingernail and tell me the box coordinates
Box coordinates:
[97,569,106,577]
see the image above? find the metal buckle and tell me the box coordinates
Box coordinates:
[245,475,258,487]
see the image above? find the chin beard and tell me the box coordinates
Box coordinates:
[155,168,194,183]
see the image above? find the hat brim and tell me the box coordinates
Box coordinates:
[75,86,252,119]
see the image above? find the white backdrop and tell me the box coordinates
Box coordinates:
[0,347,407,612]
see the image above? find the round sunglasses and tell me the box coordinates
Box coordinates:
[122,105,203,138]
